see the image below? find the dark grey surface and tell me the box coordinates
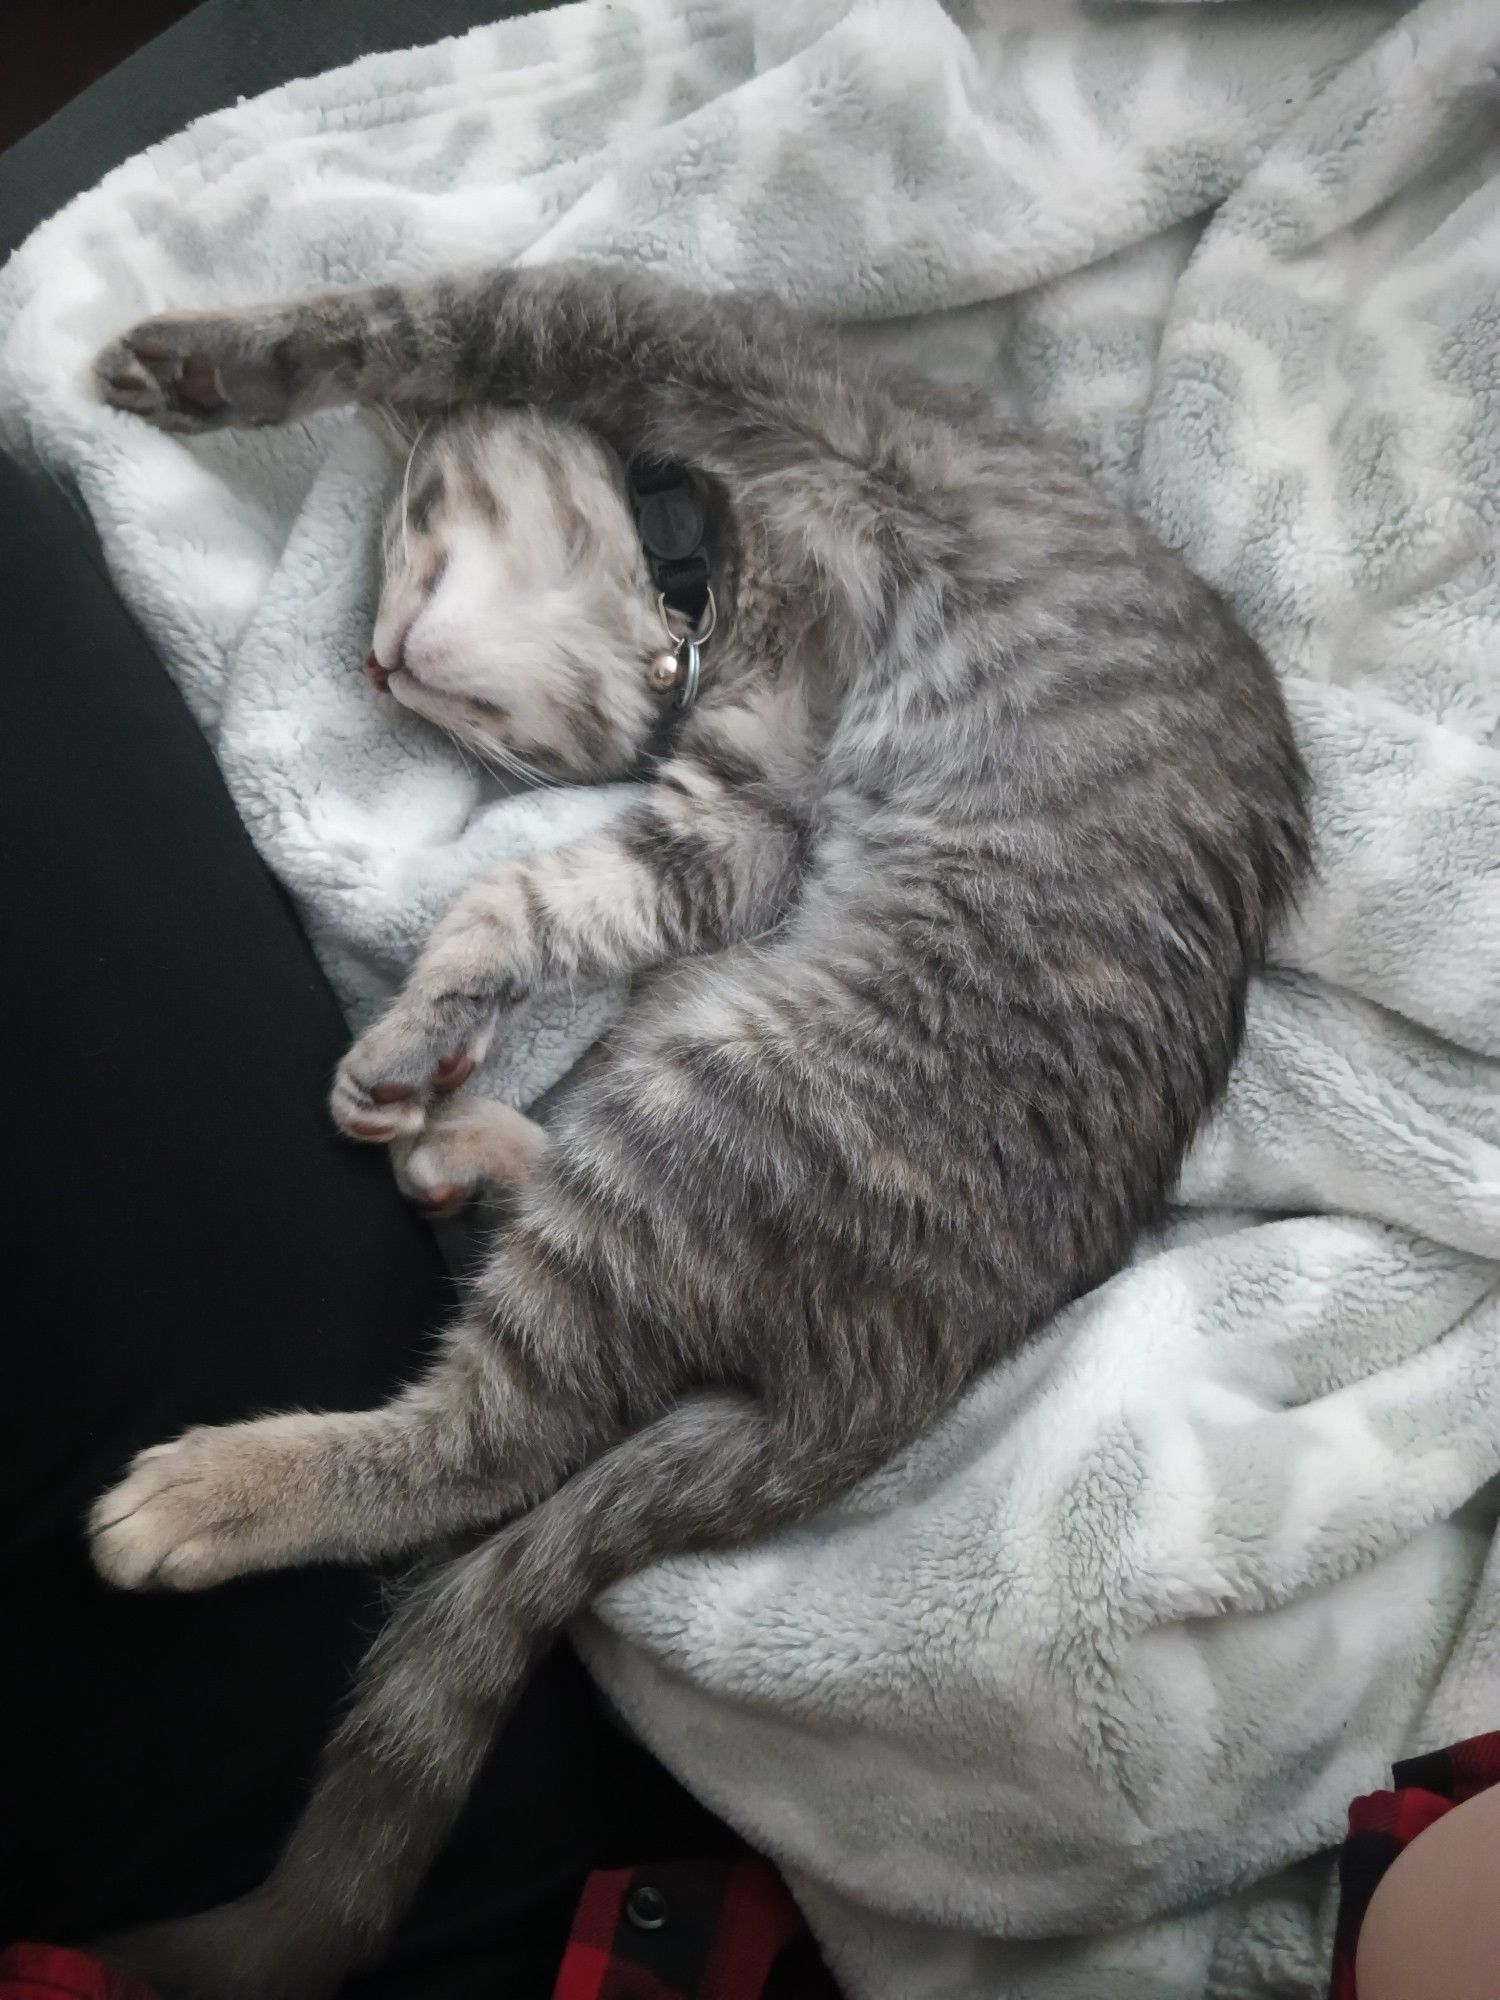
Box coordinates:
[0,0,537,262]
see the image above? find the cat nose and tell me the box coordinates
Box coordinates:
[364,650,391,693]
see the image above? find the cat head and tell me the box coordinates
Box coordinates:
[367,410,684,783]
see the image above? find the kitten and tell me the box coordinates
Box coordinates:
[88,264,1308,1997]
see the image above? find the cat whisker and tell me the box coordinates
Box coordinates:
[460,727,558,793]
[398,417,434,565]
[447,734,478,781]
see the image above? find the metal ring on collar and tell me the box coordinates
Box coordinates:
[657,588,715,710]
[657,587,717,649]
[676,636,703,710]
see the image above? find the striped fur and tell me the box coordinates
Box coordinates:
[89,266,1309,1998]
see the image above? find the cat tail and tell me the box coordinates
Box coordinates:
[243,1391,855,1983]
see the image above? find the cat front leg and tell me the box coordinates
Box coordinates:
[332,699,814,1149]
[88,1320,603,1589]
[328,861,544,1144]
[94,284,448,434]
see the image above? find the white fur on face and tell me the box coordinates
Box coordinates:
[370,411,670,781]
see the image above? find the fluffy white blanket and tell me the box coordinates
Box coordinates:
[2,2,1497,1993]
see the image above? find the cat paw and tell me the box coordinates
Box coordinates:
[94,314,296,434]
[329,988,504,1144]
[332,875,539,1144]
[393,1097,549,1215]
[89,1419,317,1590]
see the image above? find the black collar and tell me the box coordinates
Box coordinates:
[627,456,712,632]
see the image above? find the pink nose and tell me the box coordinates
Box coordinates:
[364,650,390,693]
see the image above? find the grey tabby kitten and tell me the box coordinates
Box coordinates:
[88,264,1308,1997]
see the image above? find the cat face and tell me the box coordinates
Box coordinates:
[368,411,677,783]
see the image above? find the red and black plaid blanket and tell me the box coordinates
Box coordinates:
[552,1858,838,2000]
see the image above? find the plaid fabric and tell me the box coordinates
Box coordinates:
[552,1857,840,2000]
[0,1946,157,2000]
[1,1856,838,2000]
[1328,1730,1500,2000]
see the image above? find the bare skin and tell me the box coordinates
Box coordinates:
[1356,1784,1500,2000]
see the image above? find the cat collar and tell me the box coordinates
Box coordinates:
[628,456,715,710]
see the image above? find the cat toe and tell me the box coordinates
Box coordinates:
[89,1436,250,1591]
[329,1057,431,1143]
[329,999,498,1142]
[393,1142,479,1216]
[95,340,166,415]
[93,314,296,433]
[393,1098,546,1213]
[94,326,230,433]
[409,1178,473,1217]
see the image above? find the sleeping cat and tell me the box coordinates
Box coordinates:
[88,264,1309,1997]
